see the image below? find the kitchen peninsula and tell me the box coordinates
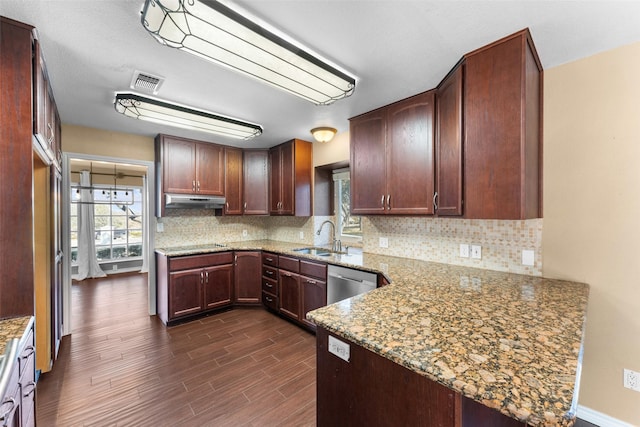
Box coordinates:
[157,240,589,426]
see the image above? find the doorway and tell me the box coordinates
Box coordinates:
[61,153,156,336]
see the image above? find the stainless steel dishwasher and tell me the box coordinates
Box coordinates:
[327,265,377,305]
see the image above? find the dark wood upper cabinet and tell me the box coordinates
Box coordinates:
[435,63,464,216]
[463,29,542,219]
[350,91,435,215]
[269,139,312,216]
[155,134,225,216]
[243,150,269,215]
[386,91,435,214]
[224,147,243,215]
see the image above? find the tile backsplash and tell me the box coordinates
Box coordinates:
[362,217,543,275]
[155,211,542,276]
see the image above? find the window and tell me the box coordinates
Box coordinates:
[333,169,362,240]
[70,186,144,264]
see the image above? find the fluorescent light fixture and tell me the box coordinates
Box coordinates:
[140,0,356,105]
[114,92,263,139]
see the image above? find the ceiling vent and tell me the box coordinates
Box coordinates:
[130,71,164,94]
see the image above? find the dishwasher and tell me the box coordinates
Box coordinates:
[327,265,377,305]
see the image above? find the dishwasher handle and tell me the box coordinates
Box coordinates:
[329,274,365,284]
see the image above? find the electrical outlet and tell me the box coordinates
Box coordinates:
[299,231,304,240]
[624,369,640,391]
[242,229,248,237]
[379,237,389,248]
[156,222,164,233]
[522,249,535,266]
[471,245,482,259]
[112,264,118,271]
[459,244,470,258]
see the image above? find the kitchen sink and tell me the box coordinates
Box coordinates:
[292,247,332,256]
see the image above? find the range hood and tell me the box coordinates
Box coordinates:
[165,193,226,209]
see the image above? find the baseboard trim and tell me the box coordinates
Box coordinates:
[577,405,635,427]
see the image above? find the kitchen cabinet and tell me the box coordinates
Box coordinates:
[261,252,279,311]
[350,90,436,215]
[223,147,243,215]
[435,62,464,216]
[155,134,225,216]
[0,318,35,427]
[224,149,269,216]
[34,38,62,169]
[269,139,313,216]
[242,150,269,215]
[299,260,327,331]
[463,29,542,219]
[156,252,233,324]
[233,251,261,305]
[278,255,301,321]
[0,17,35,319]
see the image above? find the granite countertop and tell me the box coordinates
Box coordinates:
[156,240,589,426]
[0,316,33,355]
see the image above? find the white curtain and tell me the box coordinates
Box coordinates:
[73,171,106,281]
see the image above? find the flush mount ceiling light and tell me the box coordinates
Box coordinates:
[140,0,356,105]
[114,92,263,140]
[310,127,337,143]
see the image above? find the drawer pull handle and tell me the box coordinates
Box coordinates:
[283,272,292,277]
[0,397,16,422]
[306,280,317,285]
[22,346,35,359]
[265,296,273,302]
[264,282,273,288]
[266,257,273,262]
[22,382,36,398]
[265,271,273,275]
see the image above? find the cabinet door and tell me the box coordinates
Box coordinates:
[269,147,282,214]
[436,65,464,216]
[224,147,243,215]
[278,142,295,215]
[196,142,224,195]
[234,251,262,305]
[162,137,197,194]
[301,276,326,330]
[169,268,203,319]
[203,264,233,310]
[350,110,387,214]
[386,91,435,215]
[279,270,300,321]
[243,150,269,215]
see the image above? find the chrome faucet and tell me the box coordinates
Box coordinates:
[316,220,341,253]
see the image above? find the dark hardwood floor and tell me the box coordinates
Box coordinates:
[37,272,597,427]
[37,273,316,426]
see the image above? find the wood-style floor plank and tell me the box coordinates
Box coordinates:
[36,273,317,426]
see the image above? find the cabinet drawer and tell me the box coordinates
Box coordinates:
[169,252,232,270]
[300,260,326,280]
[262,266,278,280]
[262,252,279,267]
[262,291,278,311]
[262,277,278,296]
[278,255,299,273]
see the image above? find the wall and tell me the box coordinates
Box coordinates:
[543,41,640,425]
[62,124,154,161]
[312,131,349,167]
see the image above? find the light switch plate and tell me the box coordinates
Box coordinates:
[522,250,535,266]
[379,237,389,248]
[299,231,304,240]
[328,335,350,362]
[242,229,248,237]
[459,244,470,258]
[471,245,482,259]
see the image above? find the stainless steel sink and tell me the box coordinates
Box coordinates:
[292,247,332,256]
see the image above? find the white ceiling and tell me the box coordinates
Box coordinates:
[1,1,640,150]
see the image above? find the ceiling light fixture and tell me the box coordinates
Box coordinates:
[114,92,263,140]
[310,127,337,143]
[140,0,356,105]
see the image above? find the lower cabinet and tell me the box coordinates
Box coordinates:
[261,252,279,311]
[0,318,35,427]
[233,251,262,305]
[156,252,234,325]
[278,255,327,330]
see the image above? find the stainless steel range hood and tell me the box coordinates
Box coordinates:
[164,193,226,209]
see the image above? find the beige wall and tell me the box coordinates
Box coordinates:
[543,42,640,424]
[312,130,349,167]
[62,124,154,161]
